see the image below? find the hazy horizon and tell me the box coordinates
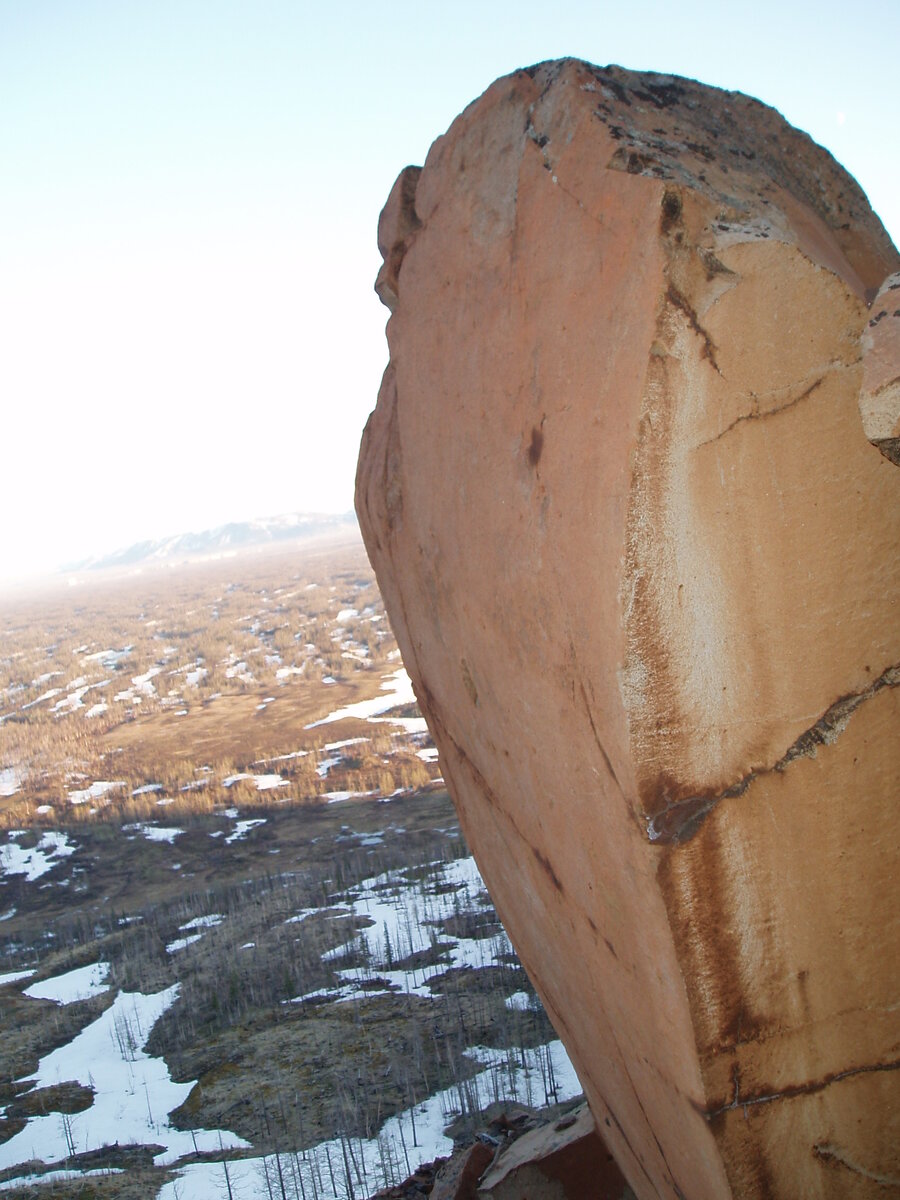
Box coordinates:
[3,0,897,585]
[0,506,362,594]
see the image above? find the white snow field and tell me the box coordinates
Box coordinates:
[0,768,21,797]
[123,823,184,844]
[158,1038,580,1200]
[24,961,110,1004]
[67,780,126,807]
[0,985,249,1182]
[305,667,417,728]
[288,855,513,1005]
[0,831,77,882]
[0,968,35,987]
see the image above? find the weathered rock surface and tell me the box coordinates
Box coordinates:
[476,1102,634,1199]
[357,59,900,1200]
[431,1141,494,1200]
[860,271,900,464]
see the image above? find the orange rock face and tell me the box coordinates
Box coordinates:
[356,60,900,1200]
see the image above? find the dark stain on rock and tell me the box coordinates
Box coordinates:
[460,658,479,707]
[666,284,720,370]
[657,820,766,1057]
[698,375,824,448]
[578,680,623,793]
[527,425,544,468]
[812,1142,900,1187]
[697,247,735,280]
[531,845,565,894]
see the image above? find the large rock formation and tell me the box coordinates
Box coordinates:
[356,60,900,1199]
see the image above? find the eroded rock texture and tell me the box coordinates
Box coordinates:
[356,60,900,1200]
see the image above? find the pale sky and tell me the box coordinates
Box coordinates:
[1,0,897,584]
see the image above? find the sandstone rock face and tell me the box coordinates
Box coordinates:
[356,60,900,1200]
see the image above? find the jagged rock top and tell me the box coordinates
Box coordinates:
[393,59,896,305]
[538,61,893,274]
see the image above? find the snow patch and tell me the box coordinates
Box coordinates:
[68,780,125,806]
[123,824,184,844]
[1,832,77,882]
[306,669,416,729]
[0,985,249,1178]
[225,819,266,844]
[0,767,22,797]
[24,961,110,1004]
[0,968,35,986]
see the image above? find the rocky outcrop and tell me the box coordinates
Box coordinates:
[371,1102,632,1200]
[475,1102,633,1199]
[356,59,900,1200]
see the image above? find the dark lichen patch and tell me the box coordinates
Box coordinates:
[632,82,686,110]
[873,437,900,467]
[697,247,735,280]
[611,147,660,176]
[660,188,683,235]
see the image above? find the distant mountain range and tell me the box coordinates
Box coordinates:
[67,512,359,572]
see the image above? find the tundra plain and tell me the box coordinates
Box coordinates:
[0,533,577,1199]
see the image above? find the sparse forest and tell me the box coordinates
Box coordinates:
[0,537,579,1198]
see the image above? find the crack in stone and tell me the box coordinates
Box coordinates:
[665,284,721,372]
[697,375,824,447]
[647,662,900,845]
[578,678,623,794]
[524,115,619,239]
[705,1057,900,1119]
[813,1142,900,1187]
